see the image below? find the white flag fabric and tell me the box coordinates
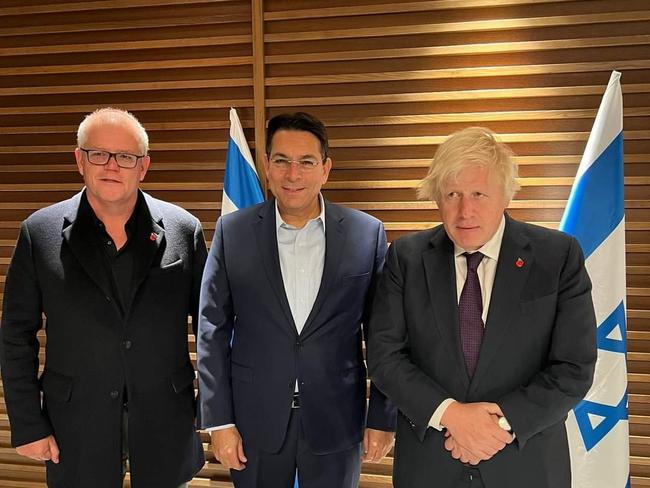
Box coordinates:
[560,71,629,488]
[221,108,264,215]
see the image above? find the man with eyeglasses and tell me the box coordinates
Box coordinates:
[0,107,206,487]
[197,112,396,488]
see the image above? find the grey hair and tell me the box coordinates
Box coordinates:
[77,107,149,155]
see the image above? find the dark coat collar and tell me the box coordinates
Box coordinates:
[61,189,166,316]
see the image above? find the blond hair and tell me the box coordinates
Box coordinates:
[77,107,149,155]
[417,126,520,202]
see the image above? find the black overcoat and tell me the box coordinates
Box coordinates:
[0,190,207,488]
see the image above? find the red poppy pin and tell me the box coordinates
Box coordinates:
[149,232,157,242]
[515,257,524,268]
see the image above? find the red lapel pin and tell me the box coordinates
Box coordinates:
[149,232,157,241]
[515,257,524,268]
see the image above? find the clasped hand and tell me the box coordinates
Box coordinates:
[440,402,513,465]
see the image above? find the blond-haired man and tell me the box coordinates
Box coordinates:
[368,127,597,488]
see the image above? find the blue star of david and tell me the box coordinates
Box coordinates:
[573,300,628,451]
[597,300,627,353]
[574,392,628,451]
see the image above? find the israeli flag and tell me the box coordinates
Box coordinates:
[561,71,629,488]
[222,107,264,216]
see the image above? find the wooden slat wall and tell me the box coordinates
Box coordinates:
[0,0,649,487]
[0,1,251,486]
[262,0,650,486]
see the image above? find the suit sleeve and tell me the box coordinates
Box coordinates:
[363,222,397,432]
[189,217,208,337]
[0,222,53,447]
[367,240,452,432]
[196,217,236,429]
[497,236,597,449]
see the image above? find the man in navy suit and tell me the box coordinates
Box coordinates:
[368,127,597,488]
[197,112,396,488]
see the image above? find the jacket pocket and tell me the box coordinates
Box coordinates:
[171,363,196,393]
[149,258,183,276]
[341,271,370,281]
[231,362,253,383]
[519,292,557,316]
[41,369,73,403]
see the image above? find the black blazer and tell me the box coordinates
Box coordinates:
[0,191,207,488]
[368,215,597,488]
[197,199,396,455]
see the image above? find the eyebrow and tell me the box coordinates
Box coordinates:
[270,152,319,159]
[86,147,142,154]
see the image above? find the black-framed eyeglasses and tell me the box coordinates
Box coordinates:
[269,157,322,171]
[80,148,145,169]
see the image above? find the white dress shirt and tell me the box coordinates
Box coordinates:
[428,216,506,430]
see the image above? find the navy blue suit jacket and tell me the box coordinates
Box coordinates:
[197,199,396,455]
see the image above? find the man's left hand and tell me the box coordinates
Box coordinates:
[444,432,482,465]
[363,428,394,463]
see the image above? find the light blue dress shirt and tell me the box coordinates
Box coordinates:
[275,194,326,335]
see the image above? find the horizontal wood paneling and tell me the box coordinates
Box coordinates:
[0,0,648,487]
[0,1,253,486]
[263,0,649,486]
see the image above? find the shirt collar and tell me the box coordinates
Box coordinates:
[275,193,326,232]
[80,189,143,237]
[453,215,506,262]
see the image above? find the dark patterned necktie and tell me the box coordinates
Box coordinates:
[459,252,484,378]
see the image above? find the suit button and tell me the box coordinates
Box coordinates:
[295,341,302,350]
[110,390,119,399]
[105,296,111,302]
[124,340,132,350]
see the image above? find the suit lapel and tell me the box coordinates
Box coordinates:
[128,193,165,314]
[61,192,114,300]
[300,202,344,338]
[470,216,532,393]
[255,200,297,334]
[423,227,470,389]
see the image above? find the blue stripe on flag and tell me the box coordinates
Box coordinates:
[559,132,624,258]
[224,135,264,210]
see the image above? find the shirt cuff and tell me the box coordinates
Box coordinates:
[203,423,235,433]
[428,398,456,430]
